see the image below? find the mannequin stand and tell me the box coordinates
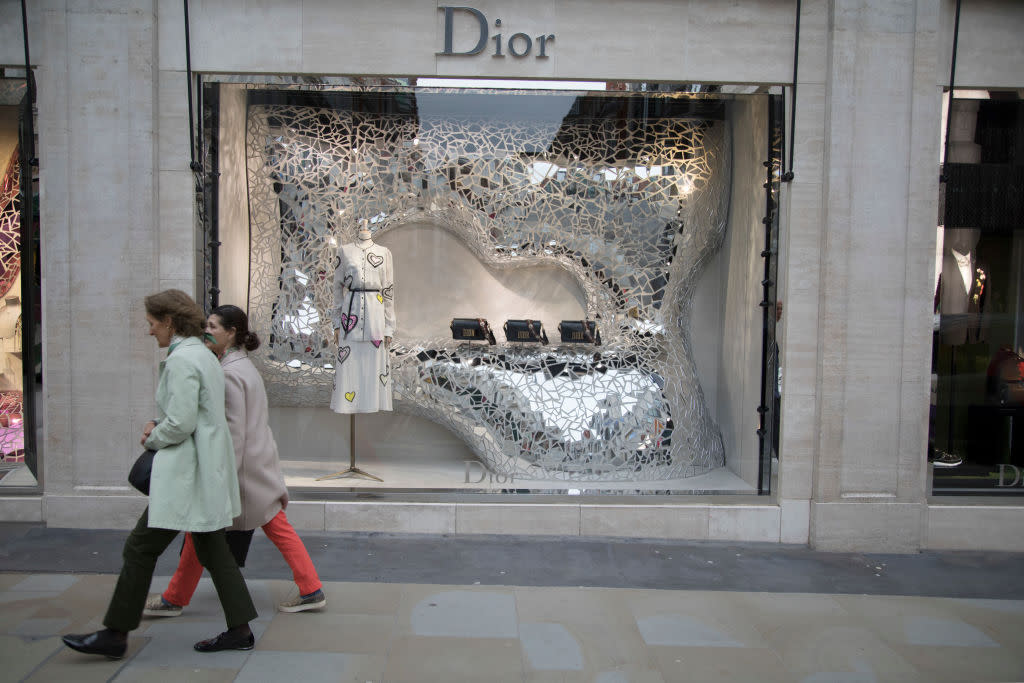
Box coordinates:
[316,414,383,482]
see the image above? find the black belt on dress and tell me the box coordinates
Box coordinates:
[341,275,381,340]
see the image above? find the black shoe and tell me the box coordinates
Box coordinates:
[62,630,128,659]
[930,450,963,468]
[193,629,255,652]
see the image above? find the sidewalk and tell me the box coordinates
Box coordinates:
[3,523,1024,682]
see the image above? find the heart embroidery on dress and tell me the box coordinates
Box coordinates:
[382,285,393,300]
[367,253,384,268]
[371,339,382,348]
[376,293,384,303]
[344,391,356,402]
[340,314,358,333]
[379,369,389,386]
[337,346,351,365]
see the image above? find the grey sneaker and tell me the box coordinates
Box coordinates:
[278,589,326,613]
[143,593,183,617]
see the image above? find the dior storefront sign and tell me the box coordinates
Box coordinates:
[438,6,555,58]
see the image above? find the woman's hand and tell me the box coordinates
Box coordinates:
[141,421,156,447]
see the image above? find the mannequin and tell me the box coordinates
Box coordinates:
[330,221,395,412]
[323,221,395,481]
[937,99,988,346]
[930,100,987,467]
[936,228,987,346]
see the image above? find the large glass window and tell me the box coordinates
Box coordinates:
[931,93,1024,495]
[206,78,779,496]
[0,73,39,491]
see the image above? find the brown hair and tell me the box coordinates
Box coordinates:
[211,304,260,351]
[144,289,206,338]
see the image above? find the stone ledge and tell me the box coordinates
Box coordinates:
[21,496,789,543]
[926,504,1024,551]
[43,494,148,530]
[810,501,925,553]
[0,496,43,523]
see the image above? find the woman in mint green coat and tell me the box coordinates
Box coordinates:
[145,330,240,532]
[62,290,258,660]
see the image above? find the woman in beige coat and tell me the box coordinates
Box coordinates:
[146,305,326,615]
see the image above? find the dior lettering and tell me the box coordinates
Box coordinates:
[464,460,514,485]
[437,6,554,58]
[996,464,1024,487]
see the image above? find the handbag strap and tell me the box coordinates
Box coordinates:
[580,321,595,344]
[525,319,540,343]
[479,318,497,345]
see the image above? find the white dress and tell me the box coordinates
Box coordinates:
[329,239,395,413]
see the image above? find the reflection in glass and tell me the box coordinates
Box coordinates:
[245,85,732,480]
[0,134,25,481]
[931,96,1024,494]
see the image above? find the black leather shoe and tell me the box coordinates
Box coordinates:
[193,629,254,652]
[62,630,127,659]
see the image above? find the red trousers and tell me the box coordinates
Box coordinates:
[163,509,321,605]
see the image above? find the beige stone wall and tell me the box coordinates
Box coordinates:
[716,97,769,488]
[1,0,1022,547]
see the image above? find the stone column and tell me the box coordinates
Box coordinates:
[777,0,829,545]
[39,1,161,527]
[805,0,941,551]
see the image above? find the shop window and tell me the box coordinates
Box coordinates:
[0,74,39,490]
[931,94,1024,495]
[205,78,778,496]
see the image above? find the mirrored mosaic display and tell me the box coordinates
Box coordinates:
[245,88,731,480]
[0,148,23,466]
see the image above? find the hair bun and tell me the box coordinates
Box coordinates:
[244,331,261,352]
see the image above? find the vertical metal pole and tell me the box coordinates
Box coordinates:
[941,0,963,457]
[782,0,800,182]
[184,0,200,172]
[756,115,777,495]
[350,414,357,468]
[207,84,221,310]
[941,0,962,177]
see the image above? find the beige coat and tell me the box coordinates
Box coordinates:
[221,349,289,530]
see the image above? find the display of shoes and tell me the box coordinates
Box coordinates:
[930,450,963,468]
[278,588,327,613]
[193,628,255,652]
[62,629,128,659]
[143,593,183,617]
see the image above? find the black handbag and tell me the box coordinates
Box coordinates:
[129,449,156,495]
[558,320,602,345]
[450,318,497,344]
[503,319,548,344]
[178,529,254,567]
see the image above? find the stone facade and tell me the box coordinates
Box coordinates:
[0,0,1022,551]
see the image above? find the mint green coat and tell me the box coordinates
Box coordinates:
[144,336,241,532]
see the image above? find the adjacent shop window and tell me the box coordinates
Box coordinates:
[931,94,1024,495]
[208,78,777,495]
[0,74,39,490]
